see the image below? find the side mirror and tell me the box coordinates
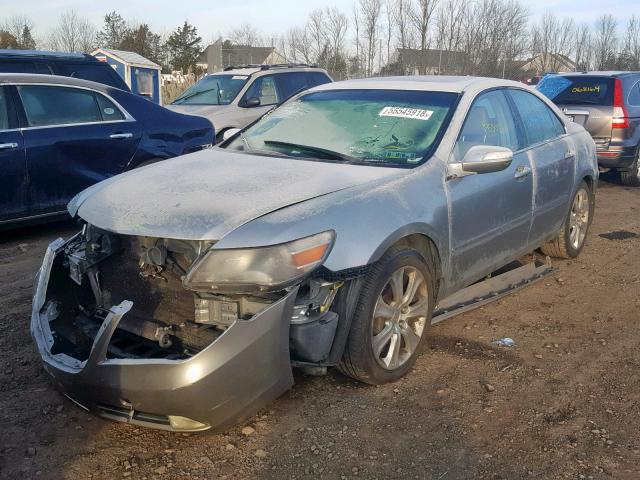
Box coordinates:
[244,97,261,108]
[222,128,241,142]
[460,145,513,174]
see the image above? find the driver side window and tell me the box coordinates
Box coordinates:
[242,75,279,107]
[455,90,519,159]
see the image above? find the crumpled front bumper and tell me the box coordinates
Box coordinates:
[31,238,296,432]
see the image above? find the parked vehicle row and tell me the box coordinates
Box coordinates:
[0,74,213,227]
[30,75,598,432]
[537,71,640,186]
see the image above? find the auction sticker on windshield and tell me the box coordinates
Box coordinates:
[379,106,433,121]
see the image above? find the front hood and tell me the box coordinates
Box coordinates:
[165,104,228,117]
[70,148,404,241]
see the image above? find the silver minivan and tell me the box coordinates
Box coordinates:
[167,64,332,143]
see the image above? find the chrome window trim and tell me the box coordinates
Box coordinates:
[9,82,135,129]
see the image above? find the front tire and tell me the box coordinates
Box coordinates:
[338,246,435,385]
[540,181,594,259]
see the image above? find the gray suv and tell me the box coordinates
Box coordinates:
[167,64,332,143]
[537,72,640,186]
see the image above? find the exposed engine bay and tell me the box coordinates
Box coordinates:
[42,225,343,364]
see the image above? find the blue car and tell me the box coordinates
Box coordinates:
[0,73,214,227]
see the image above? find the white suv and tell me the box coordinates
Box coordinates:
[167,64,332,143]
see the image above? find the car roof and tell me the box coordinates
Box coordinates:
[0,49,98,62]
[554,71,639,78]
[0,73,114,92]
[310,75,526,94]
[211,65,329,76]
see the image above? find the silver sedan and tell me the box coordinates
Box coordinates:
[32,76,598,431]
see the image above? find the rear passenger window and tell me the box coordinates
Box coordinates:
[508,89,564,146]
[276,72,330,101]
[96,94,125,121]
[0,61,50,74]
[628,82,640,107]
[18,85,102,127]
[0,88,9,131]
[455,90,519,159]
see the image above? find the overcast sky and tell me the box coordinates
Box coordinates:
[4,0,638,45]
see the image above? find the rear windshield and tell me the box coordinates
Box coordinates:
[57,63,129,91]
[537,75,614,106]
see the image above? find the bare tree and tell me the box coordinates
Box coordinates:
[410,0,438,73]
[229,23,261,47]
[435,0,467,73]
[49,11,96,52]
[574,22,593,71]
[593,14,617,69]
[530,12,575,73]
[621,15,640,70]
[307,9,327,64]
[326,7,349,76]
[384,1,394,67]
[358,0,383,76]
[282,27,313,64]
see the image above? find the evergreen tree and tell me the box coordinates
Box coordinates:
[166,21,202,73]
[96,11,127,49]
[20,25,36,49]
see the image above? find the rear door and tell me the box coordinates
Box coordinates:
[275,71,332,102]
[507,89,574,243]
[16,84,141,215]
[537,75,614,144]
[0,86,27,223]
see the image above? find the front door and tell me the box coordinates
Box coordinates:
[447,89,533,289]
[15,84,141,215]
[0,86,27,223]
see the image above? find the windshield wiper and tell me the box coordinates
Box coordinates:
[173,87,220,105]
[263,140,360,162]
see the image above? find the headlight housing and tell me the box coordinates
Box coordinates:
[183,231,335,293]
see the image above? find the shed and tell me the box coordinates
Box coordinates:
[91,48,162,104]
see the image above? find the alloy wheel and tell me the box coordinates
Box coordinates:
[569,188,590,250]
[371,266,428,370]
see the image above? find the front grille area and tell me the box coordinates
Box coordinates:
[44,230,222,362]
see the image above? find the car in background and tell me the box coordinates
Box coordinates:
[0,73,213,227]
[167,64,331,143]
[537,72,640,186]
[0,49,130,91]
[31,76,597,432]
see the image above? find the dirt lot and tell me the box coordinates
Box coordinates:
[1,179,639,480]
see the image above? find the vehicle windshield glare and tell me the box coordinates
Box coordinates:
[172,74,249,105]
[225,89,458,166]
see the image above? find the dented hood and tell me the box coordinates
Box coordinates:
[69,148,402,241]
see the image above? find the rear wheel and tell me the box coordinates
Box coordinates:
[338,246,435,385]
[619,152,640,187]
[540,181,593,259]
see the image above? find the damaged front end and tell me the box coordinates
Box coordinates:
[31,225,343,431]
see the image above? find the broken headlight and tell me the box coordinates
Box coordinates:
[183,231,335,293]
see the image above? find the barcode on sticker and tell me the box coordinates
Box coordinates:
[379,107,433,121]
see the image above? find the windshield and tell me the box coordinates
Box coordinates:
[537,75,614,106]
[225,89,458,166]
[172,74,249,105]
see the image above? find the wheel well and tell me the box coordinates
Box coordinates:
[582,175,595,192]
[392,234,442,300]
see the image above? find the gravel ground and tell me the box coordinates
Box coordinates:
[1,179,639,480]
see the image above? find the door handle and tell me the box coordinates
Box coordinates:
[0,142,18,150]
[564,150,575,159]
[514,165,531,179]
[109,133,133,139]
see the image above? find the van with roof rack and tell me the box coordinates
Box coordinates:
[0,49,130,91]
[167,64,331,143]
